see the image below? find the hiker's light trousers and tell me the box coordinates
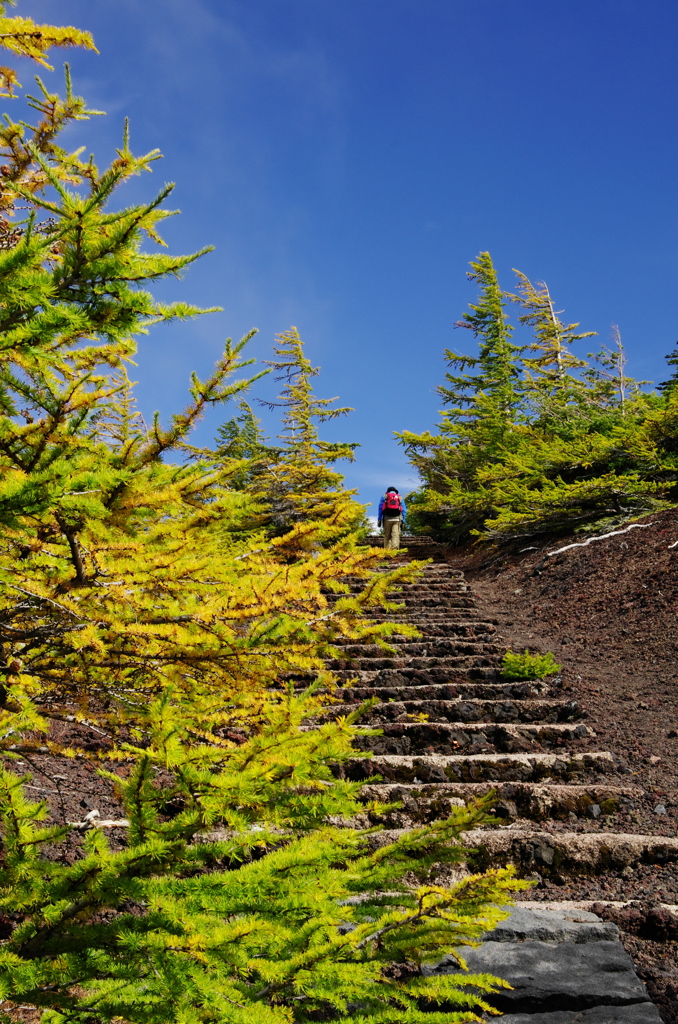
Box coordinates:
[383,517,401,550]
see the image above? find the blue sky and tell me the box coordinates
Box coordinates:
[18,0,678,513]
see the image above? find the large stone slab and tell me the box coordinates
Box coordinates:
[425,940,651,1012]
[492,1006,663,1024]
[483,905,619,944]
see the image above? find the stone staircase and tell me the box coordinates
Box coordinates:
[313,542,674,1021]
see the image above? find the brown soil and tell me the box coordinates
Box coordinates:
[449,506,678,1020]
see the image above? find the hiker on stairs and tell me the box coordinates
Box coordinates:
[378,487,407,549]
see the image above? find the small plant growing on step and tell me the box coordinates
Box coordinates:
[500,649,562,680]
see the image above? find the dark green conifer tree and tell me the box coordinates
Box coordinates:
[583,326,649,414]
[658,344,678,394]
[214,398,274,491]
[400,258,674,544]
[444,251,524,434]
[247,326,367,539]
[507,270,594,420]
[398,253,524,540]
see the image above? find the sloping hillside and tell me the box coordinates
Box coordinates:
[453,507,678,1017]
[462,508,678,812]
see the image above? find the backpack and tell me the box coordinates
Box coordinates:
[384,492,401,512]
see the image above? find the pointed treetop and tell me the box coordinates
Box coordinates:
[455,251,514,352]
[507,270,594,387]
[584,324,649,411]
[262,326,355,459]
[440,252,524,430]
[658,345,678,394]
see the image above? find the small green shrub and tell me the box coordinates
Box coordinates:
[500,649,562,680]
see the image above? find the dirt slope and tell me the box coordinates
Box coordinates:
[449,506,678,1017]
[456,507,678,823]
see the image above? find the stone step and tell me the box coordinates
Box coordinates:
[328,653,501,671]
[341,570,463,580]
[400,587,476,597]
[339,579,466,589]
[363,532,445,544]
[289,668,505,690]
[483,903,621,944]
[396,565,461,573]
[330,580,470,592]
[359,608,481,622]
[329,595,477,608]
[329,640,503,661]
[397,583,467,589]
[378,592,477,600]
[516,898,678,913]
[463,829,678,878]
[338,679,552,701]
[518,899,678,919]
[369,622,499,637]
[365,826,678,876]
[367,596,478,609]
[337,750,617,784]
[362,570,466,578]
[333,666,501,684]
[362,616,483,628]
[348,721,593,756]
[458,905,662,1021]
[314,697,581,724]
[334,623,499,642]
[363,606,480,618]
[359,782,643,825]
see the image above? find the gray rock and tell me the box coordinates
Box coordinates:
[426,941,651,1012]
[489,1005,663,1024]
[483,906,619,944]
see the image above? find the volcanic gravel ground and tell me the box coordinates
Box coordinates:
[449,507,678,1020]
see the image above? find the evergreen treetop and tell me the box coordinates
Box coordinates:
[214,399,274,491]
[442,251,524,432]
[506,270,593,402]
[265,326,356,461]
[247,326,366,536]
[400,252,676,543]
[658,344,678,394]
[583,325,649,413]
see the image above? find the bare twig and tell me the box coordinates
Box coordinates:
[68,810,130,830]
[3,583,85,618]
[547,523,651,557]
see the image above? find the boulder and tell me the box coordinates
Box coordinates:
[426,940,652,1012]
[483,905,619,944]
[490,1006,663,1024]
